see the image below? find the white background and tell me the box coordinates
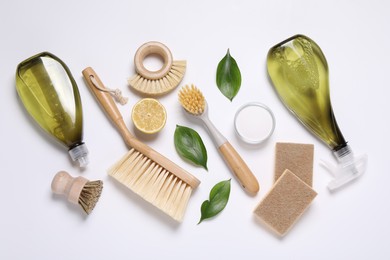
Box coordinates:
[1,0,389,259]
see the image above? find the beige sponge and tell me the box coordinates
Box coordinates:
[274,142,314,186]
[254,169,317,236]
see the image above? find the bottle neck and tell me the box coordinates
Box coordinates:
[68,142,89,167]
[332,141,348,152]
[333,144,353,164]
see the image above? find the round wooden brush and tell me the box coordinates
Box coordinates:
[51,171,103,214]
[128,41,186,96]
[178,85,259,195]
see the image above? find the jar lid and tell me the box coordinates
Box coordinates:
[234,102,275,145]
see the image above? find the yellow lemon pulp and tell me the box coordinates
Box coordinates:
[131,98,167,134]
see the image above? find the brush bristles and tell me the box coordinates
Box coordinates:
[128,60,186,96]
[79,180,103,215]
[178,85,205,115]
[108,148,193,222]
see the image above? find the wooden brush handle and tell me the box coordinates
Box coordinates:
[134,41,173,80]
[82,67,200,189]
[82,67,134,141]
[219,142,259,195]
[51,171,88,204]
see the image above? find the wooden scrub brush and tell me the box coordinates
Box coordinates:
[128,41,186,96]
[178,85,259,195]
[51,171,103,214]
[83,67,200,222]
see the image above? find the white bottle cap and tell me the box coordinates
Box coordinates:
[68,143,89,167]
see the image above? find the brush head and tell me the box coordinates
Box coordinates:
[178,85,206,115]
[79,180,103,214]
[129,60,186,96]
[108,148,194,222]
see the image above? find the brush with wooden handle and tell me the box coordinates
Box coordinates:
[128,41,186,96]
[82,67,200,222]
[51,171,103,214]
[178,85,259,195]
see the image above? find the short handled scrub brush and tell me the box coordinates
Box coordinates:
[128,41,186,96]
[51,171,103,214]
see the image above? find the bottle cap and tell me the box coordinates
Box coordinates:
[234,102,275,145]
[68,143,89,167]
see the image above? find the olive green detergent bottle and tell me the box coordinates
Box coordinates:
[267,35,367,190]
[16,52,89,167]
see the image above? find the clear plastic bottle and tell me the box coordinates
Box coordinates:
[16,52,89,167]
[267,35,367,190]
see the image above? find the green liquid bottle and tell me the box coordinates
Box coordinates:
[267,35,367,190]
[16,52,89,167]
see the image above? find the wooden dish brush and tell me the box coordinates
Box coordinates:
[51,171,103,214]
[83,67,200,222]
[178,85,259,195]
[128,41,186,96]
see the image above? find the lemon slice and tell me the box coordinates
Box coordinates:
[131,98,167,134]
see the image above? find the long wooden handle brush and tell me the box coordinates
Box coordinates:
[82,67,200,222]
[51,171,103,214]
[179,85,259,195]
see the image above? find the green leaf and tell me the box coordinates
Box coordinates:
[216,49,241,101]
[198,179,231,224]
[174,125,208,170]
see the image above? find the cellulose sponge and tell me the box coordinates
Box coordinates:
[274,142,314,186]
[254,169,317,236]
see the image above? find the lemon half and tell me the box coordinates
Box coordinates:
[131,98,167,134]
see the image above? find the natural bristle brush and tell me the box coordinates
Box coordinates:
[51,171,103,214]
[128,41,186,96]
[83,67,200,222]
[178,85,259,195]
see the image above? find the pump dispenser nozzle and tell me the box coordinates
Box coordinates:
[321,145,367,191]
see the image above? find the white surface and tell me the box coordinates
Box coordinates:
[1,0,389,259]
